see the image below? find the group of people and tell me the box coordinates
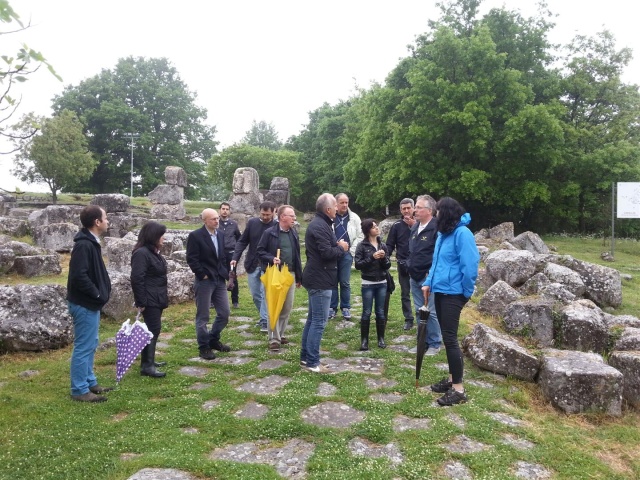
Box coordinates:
[66,192,479,407]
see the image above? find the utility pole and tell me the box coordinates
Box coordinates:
[123,133,140,197]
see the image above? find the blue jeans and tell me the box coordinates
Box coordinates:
[361,283,387,321]
[410,278,441,349]
[247,268,268,326]
[68,302,100,396]
[194,276,230,349]
[300,288,332,368]
[331,252,352,310]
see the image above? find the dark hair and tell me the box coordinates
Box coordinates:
[259,201,276,212]
[361,218,377,237]
[220,202,231,209]
[80,205,105,229]
[436,197,465,234]
[134,221,167,251]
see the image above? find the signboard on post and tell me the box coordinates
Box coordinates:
[617,182,640,218]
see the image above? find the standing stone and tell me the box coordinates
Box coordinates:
[608,351,640,408]
[91,194,130,213]
[148,167,187,220]
[264,176,290,206]
[148,185,184,205]
[229,167,262,215]
[165,166,188,187]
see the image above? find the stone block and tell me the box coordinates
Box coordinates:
[232,167,260,194]
[512,231,549,254]
[91,194,130,213]
[608,351,640,408]
[165,166,188,187]
[477,280,522,317]
[503,298,555,347]
[102,271,134,319]
[32,223,79,252]
[0,217,29,237]
[553,256,622,308]
[559,301,608,353]
[11,255,61,277]
[543,263,585,297]
[150,203,186,220]
[0,248,15,274]
[487,222,514,242]
[485,250,537,287]
[148,184,184,205]
[613,327,640,351]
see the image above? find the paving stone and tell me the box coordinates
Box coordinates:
[156,341,170,349]
[400,363,415,370]
[0,382,7,389]
[202,400,221,411]
[513,461,552,479]
[321,356,384,375]
[159,333,174,340]
[178,366,210,378]
[488,412,525,427]
[301,401,365,428]
[500,433,535,450]
[392,335,414,343]
[234,401,269,419]
[127,468,196,480]
[188,382,212,391]
[19,370,39,378]
[442,435,490,454]
[111,412,128,422]
[435,362,449,371]
[121,453,143,461]
[215,356,253,366]
[348,437,403,466]
[239,331,254,338]
[392,415,431,432]
[182,427,199,434]
[230,349,253,356]
[243,340,263,347]
[235,324,251,331]
[371,392,404,404]
[230,316,254,322]
[446,413,466,429]
[442,460,474,480]
[210,438,314,478]
[466,379,494,389]
[258,359,288,370]
[366,378,398,389]
[180,338,197,343]
[188,356,218,364]
[388,344,411,353]
[335,343,349,350]
[316,382,338,397]
[335,320,356,330]
[237,375,291,395]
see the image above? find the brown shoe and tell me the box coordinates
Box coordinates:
[280,337,290,345]
[71,392,107,403]
[269,341,280,353]
[89,385,114,394]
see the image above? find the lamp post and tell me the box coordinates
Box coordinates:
[123,133,140,197]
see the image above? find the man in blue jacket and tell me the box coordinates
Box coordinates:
[67,205,112,403]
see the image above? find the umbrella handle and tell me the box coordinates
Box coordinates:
[276,248,280,259]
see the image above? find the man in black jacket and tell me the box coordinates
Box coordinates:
[187,208,231,360]
[300,194,349,373]
[231,201,276,332]
[385,198,416,330]
[67,205,112,403]
[219,202,241,307]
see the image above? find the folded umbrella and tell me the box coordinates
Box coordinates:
[383,270,396,322]
[415,305,429,388]
[115,313,153,383]
[260,249,294,331]
[227,265,237,292]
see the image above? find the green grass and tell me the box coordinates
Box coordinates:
[0,233,639,479]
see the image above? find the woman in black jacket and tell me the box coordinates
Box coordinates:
[354,219,391,350]
[131,221,169,378]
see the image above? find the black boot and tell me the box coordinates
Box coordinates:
[141,338,166,378]
[376,318,387,349]
[360,318,370,351]
[154,361,167,367]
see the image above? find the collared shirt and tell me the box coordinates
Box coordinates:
[334,212,350,245]
[208,230,219,255]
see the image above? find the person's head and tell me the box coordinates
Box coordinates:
[220,202,231,219]
[361,218,380,239]
[399,198,414,218]
[316,193,338,219]
[259,201,276,223]
[436,197,465,234]
[414,194,436,223]
[135,221,167,251]
[278,205,296,230]
[201,208,220,232]
[335,193,349,215]
[80,205,108,235]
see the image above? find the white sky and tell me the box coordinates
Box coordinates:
[1,0,638,192]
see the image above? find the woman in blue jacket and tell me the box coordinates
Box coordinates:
[422,197,480,406]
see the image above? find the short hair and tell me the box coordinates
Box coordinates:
[436,197,466,234]
[134,221,167,251]
[316,193,335,213]
[335,193,348,202]
[259,201,276,212]
[399,198,414,208]
[220,202,231,209]
[361,218,377,237]
[277,204,294,217]
[80,205,105,229]
[416,194,437,212]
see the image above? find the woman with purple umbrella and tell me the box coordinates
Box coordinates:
[422,198,479,406]
[131,221,169,378]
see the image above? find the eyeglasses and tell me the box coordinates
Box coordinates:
[281,214,297,220]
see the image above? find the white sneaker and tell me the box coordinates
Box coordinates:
[305,364,331,373]
[408,346,418,354]
[425,347,441,356]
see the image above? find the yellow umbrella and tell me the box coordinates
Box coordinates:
[260,250,295,330]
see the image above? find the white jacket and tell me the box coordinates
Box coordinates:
[343,208,363,256]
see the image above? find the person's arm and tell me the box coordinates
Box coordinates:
[457,229,481,299]
[354,242,369,270]
[317,226,345,260]
[130,249,149,307]
[68,242,101,299]
[257,230,277,266]
[186,233,207,280]
[381,243,392,270]
[231,222,251,265]
[385,223,397,258]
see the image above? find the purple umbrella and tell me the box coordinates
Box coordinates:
[116,314,153,383]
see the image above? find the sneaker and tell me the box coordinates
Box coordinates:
[437,388,468,406]
[425,346,441,356]
[210,340,231,352]
[260,325,268,333]
[300,360,307,367]
[71,392,107,403]
[430,378,453,393]
[305,364,331,373]
[342,308,351,320]
[328,308,336,319]
[403,320,414,330]
[280,337,290,345]
[199,348,216,360]
[269,341,280,353]
[89,385,114,394]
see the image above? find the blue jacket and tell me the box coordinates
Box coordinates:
[423,213,479,299]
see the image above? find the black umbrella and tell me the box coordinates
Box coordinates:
[383,270,396,322]
[226,265,237,292]
[415,305,430,388]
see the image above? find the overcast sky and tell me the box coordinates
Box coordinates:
[2,0,638,192]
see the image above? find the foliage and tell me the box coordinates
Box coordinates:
[51,57,217,198]
[241,120,282,150]
[11,110,96,203]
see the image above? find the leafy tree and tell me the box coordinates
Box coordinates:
[11,110,96,203]
[52,57,217,198]
[241,120,282,150]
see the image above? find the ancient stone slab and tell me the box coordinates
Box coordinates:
[232,167,260,194]
[148,184,184,205]
[501,433,535,450]
[488,222,514,242]
[513,461,552,479]
[603,313,640,329]
[552,256,622,308]
[229,192,262,216]
[178,366,210,378]
[32,223,78,252]
[236,375,291,395]
[370,393,404,404]
[392,415,431,432]
[488,412,525,427]
[264,189,289,206]
[258,359,288,370]
[104,237,136,275]
[559,301,608,353]
[167,269,194,304]
[608,351,640,408]
[519,272,551,295]
[91,193,129,213]
[465,379,495,389]
[127,469,196,480]
[477,280,523,317]
[442,435,491,454]
[11,255,61,277]
[182,428,198,434]
[503,298,555,347]
[102,271,135,319]
[150,203,186,220]
[188,383,212,390]
[214,356,253,366]
[321,357,384,375]
[613,327,640,351]
[543,263,585,296]
[316,382,338,397]
[446,413,466,429]
[512,231,549,254]
[202,400,221,411]
[538,349,622,416]
[538,283,576,304]
[0,216,29,236]
[301,401,365,428]
[0,248,15,274]
[442,461,473,480]
[2,240,42,256]
[234,401,269,419]
[165,166,188,187]
[365,378,398,389]
[348,437,403,466]
[485,250,537,287]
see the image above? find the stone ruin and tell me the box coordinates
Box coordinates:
[148,166,187,220]
[228,167,291,216]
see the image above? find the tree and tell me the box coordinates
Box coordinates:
[11,110,96,203]
[52,57,217,198]
[241,120,282,150]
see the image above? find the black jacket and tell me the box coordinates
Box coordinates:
[130,244,168,309]
[385,219,412,262]
[232,217,276,273]
[354,237,391,281]
[219,218,241,254]
[66,228,111,311]
[408,218,438,282]
[256,223,303,283]
[186,225,229,281]
[301,212,345,290]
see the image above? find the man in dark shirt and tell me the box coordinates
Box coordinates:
[385,198,416,330]
[219,202,242,307]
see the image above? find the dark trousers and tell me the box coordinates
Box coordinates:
[434,293,468,384]
[195,276,230,349]
[142,306,163,338]
[397,264,413,322]
[226,253,238,304]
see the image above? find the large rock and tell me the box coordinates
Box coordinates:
[148,185,184,205]
[102,271,135,319]
[107,213,148,238]
[0,193,16,216]
[463,323,540,381]
[538,349,622,416]
[602,314,640,329]
[503,298,555,347]
[0,248,15,274]
[264,189,288,207]
[159,233,185,257]
[2,240,43,256]
[165,166,188,187]
[608,351,640,408]
[232,167,260,194]
[0,284,73,351]
[477,280,522,317]
[485,250,537,287]
[543,263,585,297]
[11,255,61,277]
[378,218,396,243]
[558,302,608,353]
[487,222,514,242]
[553,256,622,308]
[270,177,289,191]
[150,203,186,220]
[538,283,576,305]
[228,192,262,216]
[91,194,130,213]
[512,231,549,254]
[167,268,195,304]
[32,223,79,252]
[104,237,136,275]
[27,205,83,229]
[0,216,29,237]
[612,327,640,351]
